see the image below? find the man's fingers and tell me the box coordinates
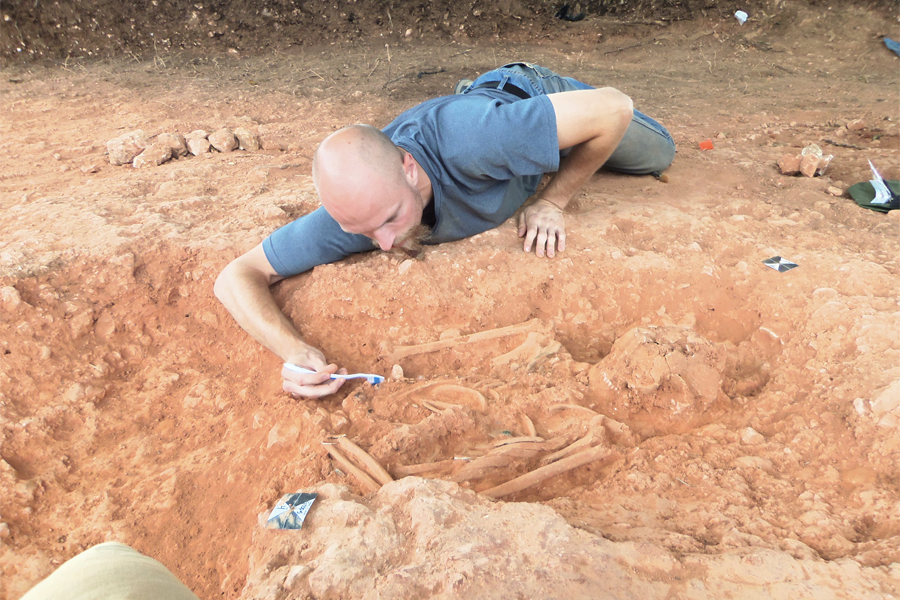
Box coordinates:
[283,377,345,399]
[523,226,537,253]
[546,230,557,258]
[535,229,549,258]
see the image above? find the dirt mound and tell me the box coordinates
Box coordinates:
[1,0,755,60]
[242,478,894,599]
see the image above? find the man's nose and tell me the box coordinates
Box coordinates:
[373,230,394,251]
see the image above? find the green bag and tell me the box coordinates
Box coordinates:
[847,179,899,213]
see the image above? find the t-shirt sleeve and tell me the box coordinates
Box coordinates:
[262,207,374,277]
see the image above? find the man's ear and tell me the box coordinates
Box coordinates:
[401,151,418,186]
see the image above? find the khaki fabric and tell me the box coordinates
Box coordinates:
[21,542,199,600]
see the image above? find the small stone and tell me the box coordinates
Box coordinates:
[0,286,23,311]
[156,133,188,158]
[233,127,260,151]
[80,164,99,174]
[716,132,727,140]
[391,364,404,380]
[330,410,350,434]
[184,130,209,140]
[132,143,172,168]
[777,153,801,175]
[799,153,820,178]
[94,311,116,339]
[209,127,238,152]
[262,205,287,221]
[267,424,300,449]
[284,565,312,590]
[186,137,211,156]
[740,427,765,445]
[107,129,150,165]
[826,186,843,197]
[847,119,866,131]
[398,259,414,275]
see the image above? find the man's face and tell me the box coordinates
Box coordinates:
[333,179,429,256]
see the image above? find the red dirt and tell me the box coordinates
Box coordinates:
[1,1,898,598]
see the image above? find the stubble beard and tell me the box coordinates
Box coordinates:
[390,223,432,259]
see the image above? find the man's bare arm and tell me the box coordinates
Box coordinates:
[518,88,634,257]
[214,244,345,398]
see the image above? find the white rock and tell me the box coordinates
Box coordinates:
[107,129,151,165]
[186,137,211,156]
[0,286,23,311]
[156,132,188,158]
[132,143,172,168]
[740,427,765,445]
[209,127,238,152]
[234,127,260,151]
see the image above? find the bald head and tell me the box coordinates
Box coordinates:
[313,124,407,227]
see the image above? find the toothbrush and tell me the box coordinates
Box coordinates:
[283,363,384,385]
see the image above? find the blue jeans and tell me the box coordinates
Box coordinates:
[463,62,675,174]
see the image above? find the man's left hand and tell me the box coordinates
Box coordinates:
[517,198,566,258]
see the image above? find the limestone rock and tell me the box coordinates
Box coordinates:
[209,127,238,152]
[186,137,211,156]
[156,132,188,158]
[132,143,172,168]
[0,286,23,312]
[262,205,287,221]
[107,129,150,165]
[184,129,208,140]
[234,127,260,151]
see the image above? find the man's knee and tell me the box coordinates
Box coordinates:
[605,114,676,174]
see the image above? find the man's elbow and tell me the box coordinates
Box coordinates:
[213,262,235,305]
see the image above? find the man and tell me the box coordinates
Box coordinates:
[215,62,675,398]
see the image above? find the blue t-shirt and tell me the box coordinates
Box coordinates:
[263,89,559,277]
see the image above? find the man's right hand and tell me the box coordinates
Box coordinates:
[281,347,348,398]
[215,243,348,399]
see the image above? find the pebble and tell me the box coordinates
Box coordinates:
[209,127,238,152]
[262,205,287,221]
[185,129,209,140]
[826,186,843,197]
[132,143,172,168]
[740,427,765,445]
[847,119,866,131]
[391,364,404,380]
[80,164,99,174]
[0,286,23,311]
[106,129,150,165]
[234,127,260,151]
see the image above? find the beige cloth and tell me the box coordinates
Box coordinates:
[21,542,199,600]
